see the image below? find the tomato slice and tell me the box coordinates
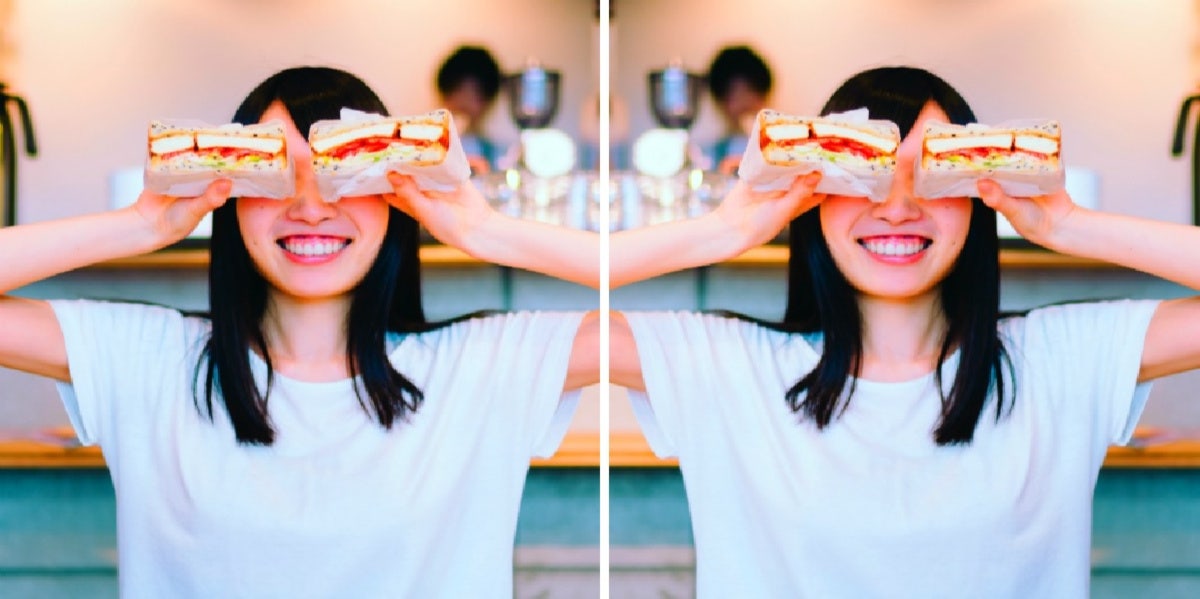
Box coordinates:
[813,137,882,159]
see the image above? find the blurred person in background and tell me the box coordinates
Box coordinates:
[436,45,504,174]
[706,45,773,175]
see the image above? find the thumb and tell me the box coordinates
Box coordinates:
[975,178,1007,210]
[187,178,232,215]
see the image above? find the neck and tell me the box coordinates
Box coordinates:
[260,292,353,381]
[857,291,949,382]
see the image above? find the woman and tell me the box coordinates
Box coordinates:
[603,66,1200,597]
[0,66,599,598]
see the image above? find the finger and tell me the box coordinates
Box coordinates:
[778,171,823,204]
[387,172,420,196]
[202,179,233,209]
[975,178,1009,211]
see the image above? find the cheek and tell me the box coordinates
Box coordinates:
[339,198,391,239]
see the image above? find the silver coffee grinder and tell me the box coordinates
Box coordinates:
[629,62,707,226]
[502,61,577,226]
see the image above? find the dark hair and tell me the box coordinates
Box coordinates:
[436,46,502,101]
[780,66,1011,445]
[197,66,456,445]
[706,45,773,101]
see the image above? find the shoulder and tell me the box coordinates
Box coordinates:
[998,299,1161,359]
[48,299,210,337]
[392,311,586,352]
[622,311,815,359]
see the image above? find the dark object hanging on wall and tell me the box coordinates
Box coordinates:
[1171,93,1200,226]
[0,83,37,227]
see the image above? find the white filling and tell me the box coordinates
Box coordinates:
[310,122,398,153]
[282,239,348,257]
[196,134,283,154]
[764,123,810,142]
[399,123,443,141]
[811,122,898,153]
[925,133,1013,154]
[149,134,195,155]
[862,238,927,256]
[1014,134,1059,154]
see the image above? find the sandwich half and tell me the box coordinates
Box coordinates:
[921,121,1061,174]
[147,121,288,173]
[757,109,900,176]
[309,109,452,174]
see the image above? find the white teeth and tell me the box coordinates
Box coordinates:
[862,239,927,256]
[282,239,348,257]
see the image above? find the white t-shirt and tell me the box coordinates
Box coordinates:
[50,300,585,599]
[624,300,1159,599]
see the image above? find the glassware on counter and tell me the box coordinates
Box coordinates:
[473,169,737,232]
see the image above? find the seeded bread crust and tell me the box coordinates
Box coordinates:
[146,121,288,174]
[920,120,1061,174]
[757,110,900,176]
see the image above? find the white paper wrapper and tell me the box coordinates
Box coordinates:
[737,108,896,202]
[913,119,1066,199]
[312,108,471,201]
[143,119,295,199]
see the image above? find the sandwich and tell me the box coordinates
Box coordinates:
[309,109,452,174]
[147,121,289,174]
[756,109,901,177]
[920,121,1061,174]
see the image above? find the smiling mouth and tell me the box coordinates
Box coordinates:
[277,235,352,258]
[857,235,932,257]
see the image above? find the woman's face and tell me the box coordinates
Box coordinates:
[237,101,390,302]
[819,101,972,303]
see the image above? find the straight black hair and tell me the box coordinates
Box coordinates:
[774,66,1012,445]
[196,66,464,445]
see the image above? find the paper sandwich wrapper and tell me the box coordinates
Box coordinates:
[143,119,296,199]
[737,108,895,202]
[312,108,471,201]
[913,119,1066,199]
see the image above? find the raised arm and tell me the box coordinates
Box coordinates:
[977,179,1200,381]
[609,173,824,287]
[388,171,823,290]
[386,173,601,288]
[0,180,230,381]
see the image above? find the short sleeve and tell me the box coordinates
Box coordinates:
[47,300,200,447]
[407,311,586,459]
[1019,300,1159,447]
[621,311,816,459]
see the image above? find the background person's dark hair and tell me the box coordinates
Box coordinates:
[706,45,773,101]
[774,66,1011,445]
[436,45,502,102]
[199,66,456,445]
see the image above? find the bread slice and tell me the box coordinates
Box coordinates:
[309,109,451,174]
[147,121,288,173]
[921,121,1060,174]
[756,109,900,177]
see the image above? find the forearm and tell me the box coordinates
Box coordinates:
[460,212,601,288]
[1047,207,1200,290]
[609,211,747,288]
[0,207,160,293]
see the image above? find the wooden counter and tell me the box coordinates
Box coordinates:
[3,430,1196,469]
[88,246,1120,271]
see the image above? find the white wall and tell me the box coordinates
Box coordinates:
[6,0,595,222]
[617,0,1198,224]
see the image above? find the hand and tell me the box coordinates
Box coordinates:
[466,155,492,175]
[384,173,495,250]
[712,172,827,248]
[976,178,1077,248]
[716,156,742,176]
[132,179,231,248]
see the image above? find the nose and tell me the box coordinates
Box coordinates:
[871,188,922,225]
[286,163,337,224]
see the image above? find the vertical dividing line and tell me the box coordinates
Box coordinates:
[598,1,611,597]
